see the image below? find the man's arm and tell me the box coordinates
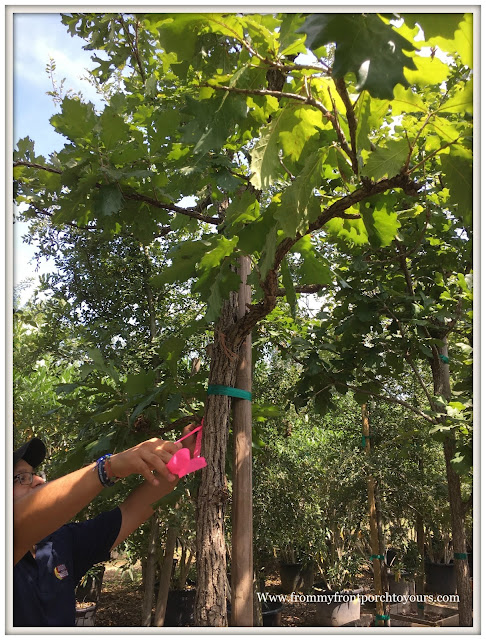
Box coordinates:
[111,424,199,550]
[13,437,181,565]
[111,476,177,550]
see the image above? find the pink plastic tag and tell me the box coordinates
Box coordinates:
[166,423,207,478]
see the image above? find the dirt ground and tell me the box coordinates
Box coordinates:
[89,562,459,628]
[92,564,319,627]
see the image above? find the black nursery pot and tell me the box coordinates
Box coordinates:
[164,589,196,626]
[425,562,457,595]
[262,600,284,626]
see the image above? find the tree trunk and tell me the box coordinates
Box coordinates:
[374,481,389,624]
[429,339,472,626]
[141,515,159,626]
[362,405,385,627]
[231,255,253,626]
[416,455,425,618]
[154,525,179,626]
[195,291,240,626]
[177,543,194,589]
[443,435,472,625]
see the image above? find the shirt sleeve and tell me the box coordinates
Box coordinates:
[67,507,122,583]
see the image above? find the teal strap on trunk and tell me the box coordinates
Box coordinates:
[207,385,252,401]
[439,354,450,364]
[375,614,390,623]
[370,554,384,561]
[454,552,468,560]
[417,603,425,610]
[362,435,370,448]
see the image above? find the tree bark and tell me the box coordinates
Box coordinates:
[195,291,240,626]
[231,255,253,626]
[443,435,472,625]
[430,338,472,626]
[154,525,179,626]
[374,481,389,624]
[141,515,159,626]
[362,405,385,627]
[416,455,425,619]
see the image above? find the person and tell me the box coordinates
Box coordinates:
[13,428,196,627]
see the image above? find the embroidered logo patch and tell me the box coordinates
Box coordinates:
[54,564,69,580]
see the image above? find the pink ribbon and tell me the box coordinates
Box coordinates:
[166,422,207,478]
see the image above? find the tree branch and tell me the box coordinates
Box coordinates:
[117,14,146,83]
[335,381,439,424]
[276,283,327,297]
[205,15,330,75]
[207,81,359,167]
[14,161,61,174]
[13,160,222,225]
[333,77,359,174]
[229,172,422,345]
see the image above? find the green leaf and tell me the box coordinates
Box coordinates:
[159,336,186,376]
[360,202,401,247]
[278,14,307,56]
[92,184,124,217]
[205,268,242,322]
[99,108,131,148]
[276,149,324,237]
[281,256,297,318]
[298,14,416,99]
[403,56,450,88]
[278,105,327,163]
[440,147,473,226]
[123,371,157,397]
[250,117,283,189]
[130,385,166,425]
[259,224,278,280]
[362,138,410,180]
[157,14,203,62]
[198,235,238,272]
[150,239,209,286]
[293,235,333,285]
[402,13,464,40]
[325,214,370,246]
[92,405,127,424]
[225,190,260,231]
[438,81,473,115]
[423,14,472,68]
[50,97,98,142]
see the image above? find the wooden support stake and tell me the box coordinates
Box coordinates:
[231,255,253,626]
[362,404,385,627]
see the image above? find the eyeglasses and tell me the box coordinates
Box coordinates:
[13,471,46,485]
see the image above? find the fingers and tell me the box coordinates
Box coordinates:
[141,439,181,485]
[182,423,196,437]
[111,439,182,485]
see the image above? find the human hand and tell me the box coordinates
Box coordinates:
[181,423,198,456]
[109,438,182,486]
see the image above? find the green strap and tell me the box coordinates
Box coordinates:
[361,435,370,448]
[454,552,468,560]
[370,554,384,561]
[207,385,252,401]
[439,354,450,364]
[375,614,390,623]
[417,604,425,610]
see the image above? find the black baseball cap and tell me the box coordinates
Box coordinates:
[13,438,46,468]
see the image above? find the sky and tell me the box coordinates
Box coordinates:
[12,12,104,305]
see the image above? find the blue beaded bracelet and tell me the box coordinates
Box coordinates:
[96,454,117,488]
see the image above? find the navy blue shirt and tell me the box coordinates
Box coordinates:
[13,507,122,627]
